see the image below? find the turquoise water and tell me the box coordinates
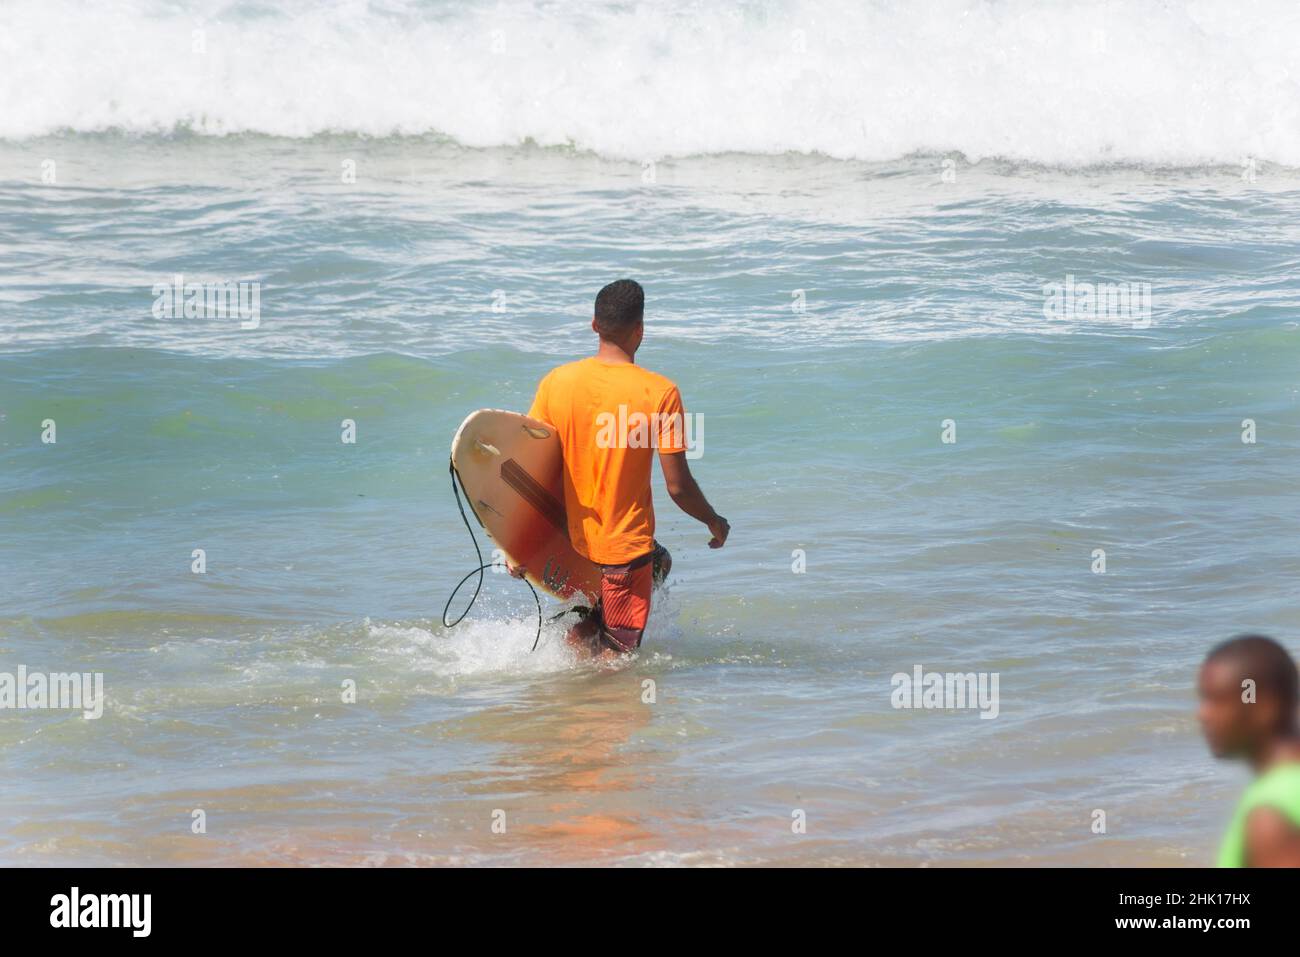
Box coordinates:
[3,0,1300,866]
[3,137,1297,865]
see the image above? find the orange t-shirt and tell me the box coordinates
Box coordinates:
[528,357,687,565]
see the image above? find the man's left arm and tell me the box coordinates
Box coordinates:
[656,386,728,548]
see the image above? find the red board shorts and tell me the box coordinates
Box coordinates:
[591,542,671,654]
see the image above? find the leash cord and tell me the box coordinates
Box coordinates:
[442,459,544,653]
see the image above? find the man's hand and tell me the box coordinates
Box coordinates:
[660,451,728,549]
[707,514,730,549]
[505,559,527,578]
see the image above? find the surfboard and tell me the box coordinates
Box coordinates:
[449,409,601,605]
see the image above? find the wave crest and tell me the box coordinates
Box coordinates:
[3,0,1299,166]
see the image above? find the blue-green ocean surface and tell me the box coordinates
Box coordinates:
[2,0,1300,866]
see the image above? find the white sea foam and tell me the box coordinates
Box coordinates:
[2,0,1299,166]
[366,616,582,677]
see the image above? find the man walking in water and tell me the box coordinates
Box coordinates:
[1198,633,1300,866]
[508,279,729,656]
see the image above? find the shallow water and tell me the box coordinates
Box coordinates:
[3,1,1300,867]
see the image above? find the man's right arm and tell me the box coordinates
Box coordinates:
[508,372,552,579]
[526,370,550,423]
[659,451,729,548]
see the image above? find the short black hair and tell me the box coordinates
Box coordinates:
[594,279,644,337]
[1206,634,1299,709]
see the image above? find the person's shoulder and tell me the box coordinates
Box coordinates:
[632,364,680,396]
[539,359,586,385]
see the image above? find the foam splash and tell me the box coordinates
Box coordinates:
[3,0,1299,166]
[364,577,683,678]
[366,615,582,677]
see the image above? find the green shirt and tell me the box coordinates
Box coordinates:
[1217,763,1300,867]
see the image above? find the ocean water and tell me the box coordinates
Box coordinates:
[2,0,1300,867]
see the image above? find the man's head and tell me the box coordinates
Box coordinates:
[1198,634,1299,759]
[592,279,644,354]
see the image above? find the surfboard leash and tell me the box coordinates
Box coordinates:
[442,459,545,652]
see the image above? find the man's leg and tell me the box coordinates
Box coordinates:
[564,604,602,654]
[597,553,655,654]
[565,546,663,656]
